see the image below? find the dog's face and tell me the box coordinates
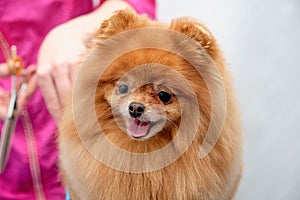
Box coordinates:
[97,51,184,141]
[110,66,181,140]
[93,9,219,143]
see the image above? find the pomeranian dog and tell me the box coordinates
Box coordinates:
[59,9,243,200]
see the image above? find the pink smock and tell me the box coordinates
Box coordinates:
[0,0,156,199]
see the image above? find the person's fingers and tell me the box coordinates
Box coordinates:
[0,87,10,97]
[37,65,61,122]
[53,62,72,106]
[0,63,10,78]
[0,105,8,120]
[26,66,36,80]
[17,68,38,113]
[69,62,78,86]
[0,88,10,120]
[0,88,10,106]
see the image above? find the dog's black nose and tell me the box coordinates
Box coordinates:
[129,102,145,118]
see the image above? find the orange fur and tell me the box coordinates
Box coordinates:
[59,9,243,200]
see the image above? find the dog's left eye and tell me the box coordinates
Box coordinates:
[118,85,128,94]
[158,91,172,104]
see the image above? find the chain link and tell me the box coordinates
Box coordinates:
[0,30,10,59]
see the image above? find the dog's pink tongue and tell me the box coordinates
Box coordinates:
[128,118,150,138]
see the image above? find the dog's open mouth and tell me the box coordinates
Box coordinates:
[127,118,151,138]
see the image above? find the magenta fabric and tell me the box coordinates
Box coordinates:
[0,0,156,199]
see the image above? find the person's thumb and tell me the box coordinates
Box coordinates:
[17,65,37,112]
[0,63,10,78]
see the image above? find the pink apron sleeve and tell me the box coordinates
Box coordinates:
[98,0,156,19]
[125,0,156,19]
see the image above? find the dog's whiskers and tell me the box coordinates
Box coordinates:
[163,116,178,128]
[96,107,113,120]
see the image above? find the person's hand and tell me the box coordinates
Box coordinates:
[0,63,37,120]
[37,0,133,123]
[37,18,87,123]
[0,63,12,120]
[0,87,10,120]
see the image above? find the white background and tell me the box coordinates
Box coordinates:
[157,0,300,199]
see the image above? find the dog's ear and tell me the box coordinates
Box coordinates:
[170,17,219,60]
[95,9,149,41]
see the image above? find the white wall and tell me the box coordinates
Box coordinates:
[157,0,300,199]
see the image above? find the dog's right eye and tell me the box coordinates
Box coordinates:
[118,85,128,94]
[158,91,172,104]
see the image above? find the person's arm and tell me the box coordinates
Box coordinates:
[37,0,134,123]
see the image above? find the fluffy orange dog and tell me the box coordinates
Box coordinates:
[59,9,243,200]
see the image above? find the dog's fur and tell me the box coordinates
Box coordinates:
[59,9,243,200]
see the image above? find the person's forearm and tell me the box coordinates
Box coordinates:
[36,0,134,122]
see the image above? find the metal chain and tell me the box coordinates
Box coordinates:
[0,30,10,59]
